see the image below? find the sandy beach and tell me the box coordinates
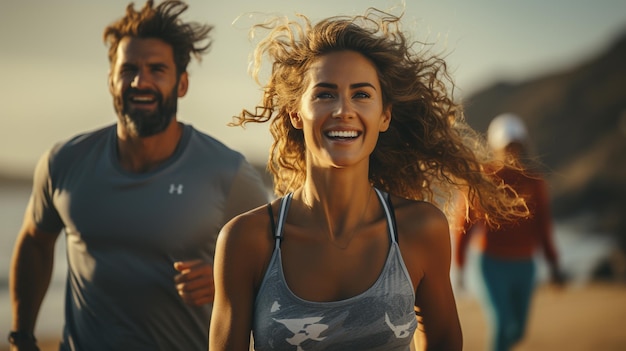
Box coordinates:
[457,281,626,351]
[2,281,624,351]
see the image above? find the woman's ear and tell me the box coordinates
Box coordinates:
[289,111,303,129]
[379,105,392,132]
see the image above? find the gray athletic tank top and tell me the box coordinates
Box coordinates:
[252,188,417,350]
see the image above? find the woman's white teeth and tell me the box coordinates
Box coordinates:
[327,130,358,138]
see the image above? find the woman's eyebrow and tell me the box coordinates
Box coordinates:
[313,82,376,90]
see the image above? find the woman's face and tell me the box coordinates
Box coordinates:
[291,50,390,169]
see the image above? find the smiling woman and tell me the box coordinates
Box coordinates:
[208,8,530,351]
[292,50,391,170]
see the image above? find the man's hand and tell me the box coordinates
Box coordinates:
[174,259,214,306]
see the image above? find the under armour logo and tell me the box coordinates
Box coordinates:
[385,313,415,338]
[274,317,328,349]
[169,184,184,195]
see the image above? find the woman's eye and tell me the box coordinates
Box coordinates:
[354,92,370,99]
[315,92,334,99]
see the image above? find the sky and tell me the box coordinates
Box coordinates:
[1,0,625,177]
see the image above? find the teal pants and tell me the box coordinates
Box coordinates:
[476,253,536,351]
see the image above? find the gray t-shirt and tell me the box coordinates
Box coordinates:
[252,189,418,351]
[29,123,269,351]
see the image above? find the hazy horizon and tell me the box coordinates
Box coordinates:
[2,0,625,178]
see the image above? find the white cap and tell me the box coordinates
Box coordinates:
[487,113,528,150]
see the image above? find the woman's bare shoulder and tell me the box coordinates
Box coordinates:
[390,196,452,287]
[216,199,282,284]
[390,195,450,248]
[219,200,278,252]
[392,196,448,229]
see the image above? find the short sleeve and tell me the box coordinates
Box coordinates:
[222,160,271,224]
[29,148,64,233]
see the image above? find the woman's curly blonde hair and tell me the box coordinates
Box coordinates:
[231,8,528,226]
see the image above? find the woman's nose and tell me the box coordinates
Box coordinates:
[332,97,356,119]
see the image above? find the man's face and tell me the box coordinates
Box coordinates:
[109,36,187,137]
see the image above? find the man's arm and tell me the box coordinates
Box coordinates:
[10,204,60,350]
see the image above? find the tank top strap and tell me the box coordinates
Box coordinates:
[273,192,293,248]
[374,188,399,244]
[272,191,396,247]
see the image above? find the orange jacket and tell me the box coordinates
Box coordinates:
[455,167,559,268]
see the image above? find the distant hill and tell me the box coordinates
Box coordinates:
[462,30,626,251]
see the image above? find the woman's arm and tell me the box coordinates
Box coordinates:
[401,202,463,351]
[210,209,272,350]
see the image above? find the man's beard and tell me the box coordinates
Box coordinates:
[114,85,178,137]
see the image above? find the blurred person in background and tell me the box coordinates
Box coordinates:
[8,1,268,350]
[454,113,565,351]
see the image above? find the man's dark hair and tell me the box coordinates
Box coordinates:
[103,0,213,74]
